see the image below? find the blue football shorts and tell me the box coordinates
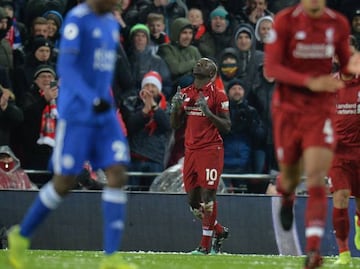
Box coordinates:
[50,113,130,175]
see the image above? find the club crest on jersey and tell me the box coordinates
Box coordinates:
[295,31,306,40]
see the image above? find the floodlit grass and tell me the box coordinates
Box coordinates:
[0,250,360,269]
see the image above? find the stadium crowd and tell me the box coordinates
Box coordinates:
[0,0,359,192]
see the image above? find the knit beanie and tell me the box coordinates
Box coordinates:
[33,64,56,79]
[43,10,63,29]
[130,23,150,40]
[141,71,162,91]
[235,26,252,41]
[210,6,229,25]
[32,36,52,53]
[227,78,246,93]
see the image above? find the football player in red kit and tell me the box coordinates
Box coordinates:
[170,58,231,254]
[329,37,360,265]
[265,0,360,268]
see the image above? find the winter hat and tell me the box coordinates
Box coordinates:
[33,64,56,79]
[235,26,252,41]
[210,6,229,23]
[141,71,162,91]
[351,9,360,21]
[43,10,63,29]
[130,23,150,40]
[227,78,246,93]
[32,36,52,53]
[254,16,273,41]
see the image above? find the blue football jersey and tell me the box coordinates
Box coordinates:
[56,3,119,123]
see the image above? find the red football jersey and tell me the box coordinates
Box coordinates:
[181,81,229,150]
[265,4,351,113]
[333,75,360,159]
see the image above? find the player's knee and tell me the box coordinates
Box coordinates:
[106,164,128,188]
[333,190,350,208]
[190,206,204,220]
[200,201,214,214]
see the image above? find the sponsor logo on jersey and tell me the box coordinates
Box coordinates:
[336,103,358,114]
[93,48,116,71]
[293,43,334,59]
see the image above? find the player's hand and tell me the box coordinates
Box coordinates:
[305,75,344,93]
[170,86,184,112]
[347,52,360,74]
[195,92,211,116]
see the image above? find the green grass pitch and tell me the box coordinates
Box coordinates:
[1,250,360,269]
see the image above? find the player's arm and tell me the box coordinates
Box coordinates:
[264,13,343,92]
[170,87,185,129]
[196,92,231,134]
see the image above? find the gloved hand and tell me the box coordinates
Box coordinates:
[196,92,211,116]
[170,86,184,112]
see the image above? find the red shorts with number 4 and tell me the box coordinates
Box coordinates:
[183,146,224,192]
[272,108,337,165]
[328,157,360,197]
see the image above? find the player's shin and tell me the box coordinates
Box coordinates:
[102,187,127,255]
[20,182,63,237]
[305,186,327,252]
[332,207,350,253]
[200,201,216,251]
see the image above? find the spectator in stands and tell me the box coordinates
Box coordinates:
[23,17,49,55]
[247,64,277,173]
[122,71,171,191]
[13,36,54,103]
[185,0,218,23]
[0,82,23,146]
[218,47,241,90]
[146,13,170,54]
[127,23,172,99]
[0,145,36,189]
[0,7,13,78]
[112,42,136,108]
[137,0,187,36]
[222,79,264,191]
[254,15,273,51]
[158,17,202,97]
[237,0,274,30]
[42,10,63,49]
[351,9,360,47]
[19,64,58,170]
[195,5,236,59]
[0,0,27,50]
[233,23,264,94]
[188,8,206,47]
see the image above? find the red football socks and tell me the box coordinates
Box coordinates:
[305,186,327,252]
[333,207,349,253]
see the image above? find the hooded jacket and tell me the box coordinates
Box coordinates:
[233,23,264,96]
[157,17,201,95]
[0,145,36,189]
[254,16,274,51]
